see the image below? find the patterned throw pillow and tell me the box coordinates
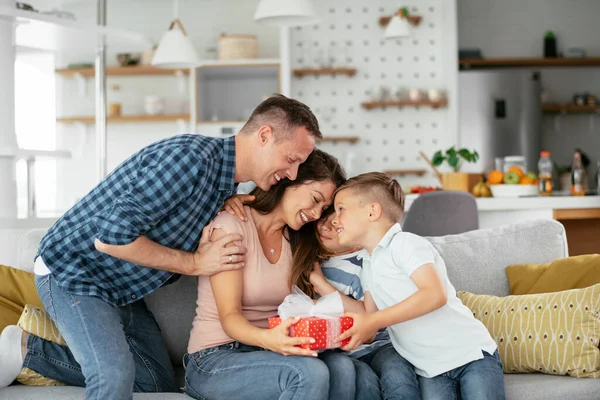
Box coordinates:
[16,305,66,386]
[458,283,600,378]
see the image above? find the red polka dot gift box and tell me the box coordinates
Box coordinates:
[268,316,354,350]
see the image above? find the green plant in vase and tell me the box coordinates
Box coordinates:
[431,147,479,172]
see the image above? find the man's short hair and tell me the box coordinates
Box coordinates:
[335,172,405,222]
[240,94,322,141]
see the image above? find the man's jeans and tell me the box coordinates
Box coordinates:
[184,342,361,400]
[418,350,505,400]
[24,274,177,400]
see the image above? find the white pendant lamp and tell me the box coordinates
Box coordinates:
[383,7,421,40]
[152,0,200,68]
[254,0,319,27]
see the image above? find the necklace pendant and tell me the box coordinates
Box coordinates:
[269,247,275,254]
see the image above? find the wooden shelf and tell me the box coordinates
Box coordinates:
[197,120,247,125]
[56,66,189,78]
[57,114,190,124]
[383,169,428,177]
[293,67,357,78]
[459,57,600,69]
[362,99,448,110]
[319,136,360,144]
[542,104,600,114]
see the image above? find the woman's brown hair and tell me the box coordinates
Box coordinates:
[246,149,346,297]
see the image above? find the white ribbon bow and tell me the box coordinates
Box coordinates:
[278,286,344,320]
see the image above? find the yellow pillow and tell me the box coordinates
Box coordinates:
[0,264,44,332]
[458,284,600,378]
[16,305,66,386]
[507,254,600,295]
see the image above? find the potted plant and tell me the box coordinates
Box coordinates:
[431,147,481,192]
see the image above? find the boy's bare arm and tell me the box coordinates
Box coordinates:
[370,263,447,330]
[337,263,446,350]
[364,292,378,313]
[310,263,366,313]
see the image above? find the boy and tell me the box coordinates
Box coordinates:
[310,211,421,400]
[333,172,505,400]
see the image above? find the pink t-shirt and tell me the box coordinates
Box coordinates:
[187,207,293,353]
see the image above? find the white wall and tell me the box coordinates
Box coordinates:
[458,0,600,183]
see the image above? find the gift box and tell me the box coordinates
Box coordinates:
[268,286,354,351]
[269,316,354,350]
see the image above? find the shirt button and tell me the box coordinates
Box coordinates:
[131,294,137,299]
[158,279,163,284]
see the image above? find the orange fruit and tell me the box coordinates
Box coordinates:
[487,170,504,185]
[520,176,534,185]
[508,166,525,178]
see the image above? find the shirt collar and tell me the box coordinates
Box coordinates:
[377,223,402,248]
[218,136,237,192]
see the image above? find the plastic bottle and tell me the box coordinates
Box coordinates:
[571,151,585,196]
[538,151,553,196]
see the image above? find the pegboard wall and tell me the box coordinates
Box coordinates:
[290,0,457,187]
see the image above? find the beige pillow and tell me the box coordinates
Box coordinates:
[16,305,66,386]
[458,283,600,378]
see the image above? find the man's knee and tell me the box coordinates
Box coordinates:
[85,352,135,396]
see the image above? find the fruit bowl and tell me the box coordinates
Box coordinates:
[489,184,538,198]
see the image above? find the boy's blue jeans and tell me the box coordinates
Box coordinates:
[24,274,177,399]
[418,350,505,400]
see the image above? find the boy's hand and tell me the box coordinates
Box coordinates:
[222,194,255,221]
[309,262,336,297]
[336,312,379,351]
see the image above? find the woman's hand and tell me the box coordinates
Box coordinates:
[222,194,255,221]
[261,317,318,357]
[309,262,336,297]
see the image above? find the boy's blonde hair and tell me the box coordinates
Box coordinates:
[334,172,405,222]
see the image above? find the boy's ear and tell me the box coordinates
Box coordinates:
[368,202,383,221]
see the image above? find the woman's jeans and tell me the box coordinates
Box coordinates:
[418,350,506,400]
[24,274,177,400]
[185,342,364,400]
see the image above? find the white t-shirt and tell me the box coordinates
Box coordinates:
[360,223,497,378]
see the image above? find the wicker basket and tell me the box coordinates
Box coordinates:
[218,34,258,60]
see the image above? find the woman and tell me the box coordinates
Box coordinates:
[184,149,361,400]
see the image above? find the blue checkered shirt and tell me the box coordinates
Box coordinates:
[37,134,237,306]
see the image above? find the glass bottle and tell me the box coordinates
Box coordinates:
[571,151,585,196]
[538,151,553,196]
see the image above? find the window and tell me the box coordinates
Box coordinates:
[15,53,58,218]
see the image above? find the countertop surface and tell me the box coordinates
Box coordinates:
[405,193,600,211]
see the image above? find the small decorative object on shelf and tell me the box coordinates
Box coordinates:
[379,7,422,28]
[361,99,447,110]
[292,67,357,78]
[318,136,360,144]
[218,34,258,60]
[543,31,558,58]
[383,169,427,177]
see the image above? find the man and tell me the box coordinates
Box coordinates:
[0,95,321,399]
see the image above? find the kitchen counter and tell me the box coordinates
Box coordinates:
[404,193,600,256]
[405,194,600,212]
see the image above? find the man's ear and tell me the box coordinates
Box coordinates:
[258,125,273,146]
[368,203,383,221]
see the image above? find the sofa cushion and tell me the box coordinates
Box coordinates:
[0,265,44,332]
[459,284,600,378]
[144,276,198,367]
[426,219,568,296]
[504,373,600,400]
[507,254,600,295]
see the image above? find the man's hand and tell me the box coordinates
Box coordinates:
[191,225,246,276]
[309,262,336,297]
[222,194,255,221]
[336,312,379,351]
[261,317,318,357]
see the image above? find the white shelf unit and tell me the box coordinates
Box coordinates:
[195,60,281,124]
[0,6,153,52]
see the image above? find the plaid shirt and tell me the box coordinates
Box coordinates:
[37,134,237,306]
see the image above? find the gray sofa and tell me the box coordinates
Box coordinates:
[2,218,599,400]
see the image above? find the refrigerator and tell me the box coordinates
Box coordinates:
[458,70,542,173]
